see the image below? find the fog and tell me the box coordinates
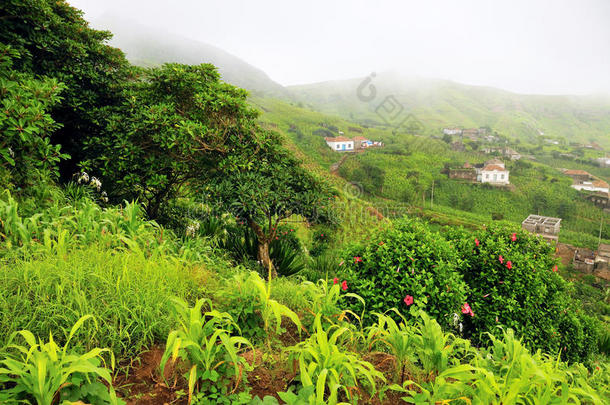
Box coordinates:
[69,0,610,95]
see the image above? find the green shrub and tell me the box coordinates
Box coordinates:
[340,217,468,328]
[444,223,601,363]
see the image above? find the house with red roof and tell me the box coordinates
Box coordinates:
[478,159,510,185]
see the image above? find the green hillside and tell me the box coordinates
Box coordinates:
[288,72,610,149]
[252,96,610,248]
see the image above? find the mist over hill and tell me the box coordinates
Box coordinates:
[93,15,610,148]
[288,72,610,148]
[93,13,286,96]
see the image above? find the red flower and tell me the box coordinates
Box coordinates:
[552,265,558,272]
[403,295,414,306]
[499,255,504,264]
[461,302,474,317]
[354,256,362,263]
[506,261,513,269]
[379,241,384,245]
[475,238,480,247]
[333,277,339,285]
[341,280,348,291]
[511,233,517,242]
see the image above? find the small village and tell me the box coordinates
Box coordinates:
[324,134,383,152]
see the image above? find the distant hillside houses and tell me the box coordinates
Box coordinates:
[325,136,383,152]
[448,159,510,186]
[442,127,496,142]
[595,157,610,168]
[563,169,610,194]
[483,146,521,160]
[443,127,462,136]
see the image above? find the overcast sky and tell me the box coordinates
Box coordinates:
[69,0,610,95]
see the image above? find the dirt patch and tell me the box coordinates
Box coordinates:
[556,243,576,266]
[243,349,296,402]
[114,346,187,405]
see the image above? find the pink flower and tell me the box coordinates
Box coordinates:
[495,316,499,323]
[404,295,414,306]
[461,302,474,317]
[354,256,362,263]
[511,233,517,242]
[341,280,348,291]
[475,238,480,247]
[552,265,558,272]
[333,277,339,285]
[499,255,504,264]
[506,261,513,269]
[339,260,344,267]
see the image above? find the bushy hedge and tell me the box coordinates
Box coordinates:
[340,218,468,328]
[341,217,601,362]
[444,224,601,363]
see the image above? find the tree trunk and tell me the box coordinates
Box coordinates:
[257,240,277,279]
[248,218,277,278]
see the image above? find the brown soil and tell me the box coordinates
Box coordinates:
[114,346,187,405]
[243,348,297,402]
[556,242,576,266]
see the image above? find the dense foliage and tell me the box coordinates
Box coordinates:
[341,217,602,363]
[340,218,468,329]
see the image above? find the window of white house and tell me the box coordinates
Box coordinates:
[500,174,504,179]
[486,174,490,179]
[336,145,340,149]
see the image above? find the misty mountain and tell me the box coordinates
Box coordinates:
[93,14,286,97]
[288,72,610,148]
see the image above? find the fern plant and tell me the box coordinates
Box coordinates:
[0,315,120,405]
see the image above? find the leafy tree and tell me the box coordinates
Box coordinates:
[82,63,267,218]
[0,0,131,176]
[0,44,67,187]
[210,154,333,276]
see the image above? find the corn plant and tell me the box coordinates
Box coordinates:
[366,309,414,383]
[469,329,604,404]
[287,314,385,404]
[160,297,254,404]
[410,311,471,376]
[303,279,365,328]
[0,315,120,405]
[227,271,303,344]
[389,364,477,404]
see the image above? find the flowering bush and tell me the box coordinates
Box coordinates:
[340,218,468,328]
[444,223,601,363]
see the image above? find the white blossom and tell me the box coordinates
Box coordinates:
[90,177,102,192]
[76,172,89,184]
[8,147,14,158]
[185,221,200,237]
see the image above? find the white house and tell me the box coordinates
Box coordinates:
[478,159,510,185]
[325,136,354,152]
[443,127,462,136]
[571,180,609,194]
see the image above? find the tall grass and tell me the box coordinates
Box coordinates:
[0,247,206,362]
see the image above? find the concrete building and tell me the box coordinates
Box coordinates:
[521,215,562,242]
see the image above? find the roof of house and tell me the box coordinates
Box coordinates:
[482,164,507,172]
[564,169,590,176]
[485,158,504,166]
[324,136,352,142]
[352,136,369,141]
[593,180,610,188]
